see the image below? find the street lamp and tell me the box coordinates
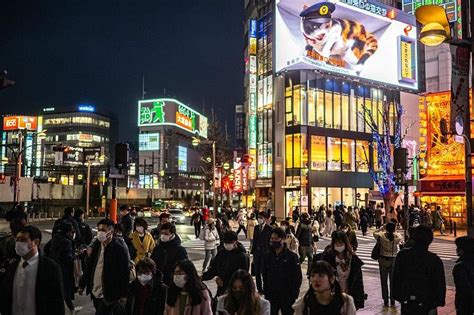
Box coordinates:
[192,137,217,217]
[416,4,473,236]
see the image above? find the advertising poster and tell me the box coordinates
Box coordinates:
[450,45,470,135]
[275,0,418,90]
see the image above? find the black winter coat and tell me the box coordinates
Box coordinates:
[453,256,474,314]
[126,274,168,315]
[53,214,82,246]
[120,213,134,237]
[0,255,65,315]
[296,223,313,247]
[150,236,188,286]
[392,245,446,311]
[74,218,93,246]
[316,250,366,309]
[251,224,273,256]
[48,233,76,302]
[201,242,249,296]
[262,246,302,305]
[79,238,130,301]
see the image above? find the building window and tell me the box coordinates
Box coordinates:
[356,140,369,172]
[293,85,302,125]
[327,137,341,171]
[342,92,350,131]
[285,86,293,126]
[341,138,355,172]
[286,133,306,168]
[357,88,365,132]
[316,89,324,127]
[328,187,342,207]
[311,187,326,209]
[333,83,341,129]
[325,89,333,128]
[310,135,326,170]
[285,135,293,168]
[350,89,357,132]
[308,87,316,126]
[343,188,355,207]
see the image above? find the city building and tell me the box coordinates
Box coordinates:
[137,98,208,198]
[243,0,422,217]
[235,105,246,155]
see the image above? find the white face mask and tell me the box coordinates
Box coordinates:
[136,226,144,234]
[97,231,109,243]
[15,241,31,257]
[258,218,264,225]
[160,234,172,242]
[72,233,76,240]
[224,243,235,251]
[334,245,346,253]
[137,273,153,285]
[173,275,187,288]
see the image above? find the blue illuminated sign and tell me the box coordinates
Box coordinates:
[78,105,95,112]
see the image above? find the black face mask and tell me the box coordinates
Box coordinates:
[232,290,244,301]
[271,241,283,249]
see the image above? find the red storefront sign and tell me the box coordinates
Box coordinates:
[3,116,37,131]
[233,168,242,193]
[420,177,465,192]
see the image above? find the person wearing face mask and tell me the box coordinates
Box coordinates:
[53,207,82,247]
[292,260,356,315]
[0,207,27,282]
[262,227,302,315]
[314,231,365,310]
[340,223,358,252]
[165,259,212,315]
[280,220,299,257]
[202,230,249,297]
[251,211,273,294]
[130,218,156,264]
[47,221,82,314]
[126,258,167,315]
[216,269,270,315]
[0,225,65,315]
[151,222,188,286]
[202,218,220,273]
[78,218,130,314]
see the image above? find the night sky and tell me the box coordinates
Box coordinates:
[0,0,244,141]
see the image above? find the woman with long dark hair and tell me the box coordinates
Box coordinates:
[164,259,212,315]
[315,231,365,309]
[216,269,270,315]
[293,260,356,314]
[373,221,403,307]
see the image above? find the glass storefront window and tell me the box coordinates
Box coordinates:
[342,93,349,131]
[342,139,355,172]
[308,87,316,126]
[286,133,306,168]
[311,136,326,170]
[328,187,342,207]
[285,134,293,168]
[365,97,372,133]
[327,137,341,171]
[285,96,292,126]
[334,91,341,129]
[373,142,379,171]
[356,188,369,206]
[293,85,302,126]
[356,140,369,172]
[311,187,326,210]
[350,90,357,132]
[316,90,325,127]
[325,90,333,128]
[357,94,365,132]
[376,90,384,134]
[343,188,355,207]
[389,101,396,136]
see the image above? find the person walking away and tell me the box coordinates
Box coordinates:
[392,225,446,314]
[78,218,130,315]
[53,207,82,246]
[0,225,65,315]
[236,210,248,237]
[360,211,369,236]
[343,207,358,231]
[114,223,136,261]
[48,221,82,313]
[453,236,474,315]
[292,260,356,315]
[202,207,210,225]
[73,208,93,247]
[280,220,299,257]
[202,218,220,272]
[292,207,300,223]
[216,269,270,315]
[251,211,273,294]
[323,209,335,237]
[190,208,203,239]
[130,218,156,263]
[296,212,315,264]
[373,222,403,307]
[315,230,365,309]
[334,206,344,230]
[119,205,134,237]
[247,213,258,243]
[341,223,358,251]
[263,227,302,315]
[386,206,398,225]
[269,216,278,227]
[126,258,167,315]
[164,259,212,314]
[316,206,326,236]
[202,230,249,297]
[434,206,445,235]
[375,205,383,229]
[151,222,188,286]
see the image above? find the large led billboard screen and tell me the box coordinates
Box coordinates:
[138,98,208,138]
[275,0,419,90]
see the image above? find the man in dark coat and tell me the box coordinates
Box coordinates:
[73,208,93,246]
[119,205,134,237]
[296,212,315,264]
[251,211,273,294]
[0,225,65,315]
[393,225,445,314]
[150,222,188,286]
[53,206,82,246]
[453,236,474,315]
[263,227,302,315]
[190,208,203,238]
[202,230,249,296]
[78,218,130,314]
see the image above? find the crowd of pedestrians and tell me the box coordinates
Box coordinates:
[2,203,474,315]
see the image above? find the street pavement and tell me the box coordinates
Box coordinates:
[0,218,459,314]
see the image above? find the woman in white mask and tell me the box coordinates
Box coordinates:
[164,259,212,315]
[315,231,366,310]
[126,257,167,315]
[130,218,156,263]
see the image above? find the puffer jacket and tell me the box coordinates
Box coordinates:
[373,231,403,258]
[203,226,220,250]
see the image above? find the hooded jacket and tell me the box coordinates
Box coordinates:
[201,242,249,296]
[151,235,188,286]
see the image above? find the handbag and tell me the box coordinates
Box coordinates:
[371,238,381,260]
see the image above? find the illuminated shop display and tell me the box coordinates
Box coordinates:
[275,0,418,90]
[138,98,208,139]
[139,133,160,151]
[178,146,187,172]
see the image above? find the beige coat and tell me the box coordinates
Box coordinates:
[164,289,212,315]
[247,219,258,240]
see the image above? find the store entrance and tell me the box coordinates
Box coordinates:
[285,190,301,218]
[421,195,466,227]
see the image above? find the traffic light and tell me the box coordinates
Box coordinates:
[395,169,405,186]
[241,154,253,165]
[115,143,129,169]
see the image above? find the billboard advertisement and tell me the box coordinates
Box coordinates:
[139,133,160,151]
[178,146,187,172]
[138,98,208,138]
[3,116,37,131]
[275,0,419,90]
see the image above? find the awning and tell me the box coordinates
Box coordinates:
[419,175,465,193]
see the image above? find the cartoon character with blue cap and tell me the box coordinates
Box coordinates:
[300,1,378,75]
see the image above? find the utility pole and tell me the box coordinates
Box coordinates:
[13,131,23,205]
[85,159,91,216]
[151,151,155,205]
[212,141,217,217]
